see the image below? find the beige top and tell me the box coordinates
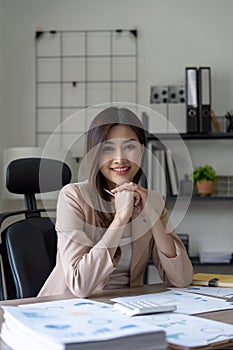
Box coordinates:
[38,181,193,298]
[104,228,132,289]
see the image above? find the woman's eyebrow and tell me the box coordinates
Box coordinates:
[123,138,138,144]
[103,140,114,145]
[104,138,137,145]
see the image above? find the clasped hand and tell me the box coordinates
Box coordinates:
[111,182,152,222]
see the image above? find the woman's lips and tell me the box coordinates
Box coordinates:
[111,166,130,175]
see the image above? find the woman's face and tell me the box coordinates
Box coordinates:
[99,124,143,189]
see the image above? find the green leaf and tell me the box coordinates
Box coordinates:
[192,164,217,184]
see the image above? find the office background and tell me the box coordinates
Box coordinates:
[0,0,233,261]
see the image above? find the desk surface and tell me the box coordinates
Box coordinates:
[0,284,233,350]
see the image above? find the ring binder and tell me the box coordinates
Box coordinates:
[198,67,211,133]
[185,67,199,133]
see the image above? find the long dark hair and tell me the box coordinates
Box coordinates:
[86,107,146,227]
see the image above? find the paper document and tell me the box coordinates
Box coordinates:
[170,286,233,299]
[112,290,233,315]
[140,312,233,348]
[6,297,233,350]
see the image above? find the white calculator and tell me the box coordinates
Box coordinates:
[113,300,176,317]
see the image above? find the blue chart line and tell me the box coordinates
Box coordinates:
[200,327,224,334]
[194,296,208,302]
[167,332,184,340]
[119,324,139,330]
[45,324,71,330]
[93,328,111,334]
[157,320,187,328]
[22,312,48,319]
[171,292,183,296]
[88,319,112,326]
[74,302,94,306]
[187,287,200,291]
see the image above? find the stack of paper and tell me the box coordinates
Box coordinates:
[199,251,232,264]
[0,298,167,350]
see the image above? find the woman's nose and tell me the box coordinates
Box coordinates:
[113,148,126,162]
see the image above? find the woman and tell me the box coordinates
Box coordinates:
[38,107,193,297]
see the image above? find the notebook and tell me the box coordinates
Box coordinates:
[192,273,233,287]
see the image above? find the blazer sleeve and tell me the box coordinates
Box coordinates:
[154,230,194,287]
[151,192,194,287]
[55,184,120,297]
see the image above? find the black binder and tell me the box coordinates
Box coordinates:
[198,67,211,133]
[185,67,199,133]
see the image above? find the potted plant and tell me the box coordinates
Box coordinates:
[192,164,217,196]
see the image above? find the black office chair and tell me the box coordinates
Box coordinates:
[0,157,72,300]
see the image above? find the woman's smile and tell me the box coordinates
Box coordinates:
[111,166,131,175]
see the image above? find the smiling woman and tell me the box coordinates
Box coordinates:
[38,106,193,298]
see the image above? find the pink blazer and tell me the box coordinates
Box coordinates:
[38,181,193,298]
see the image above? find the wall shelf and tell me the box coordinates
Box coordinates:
[190,256,233,266]
[146,131,233,272]
[147,132,233,141]
[166,195,233,201]
[147,132,233,200]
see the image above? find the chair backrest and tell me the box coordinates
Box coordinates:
[6,157,72,210]
[0,157,72,300]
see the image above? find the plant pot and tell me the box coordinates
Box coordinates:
[196,180,214,196]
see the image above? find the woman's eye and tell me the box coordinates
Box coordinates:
[102,146,114,152]
[125,144,136,150]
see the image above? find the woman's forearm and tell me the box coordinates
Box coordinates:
[151,217,176,258]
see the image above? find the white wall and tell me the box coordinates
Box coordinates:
[2,0,233,148]
[1,0,233,255]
